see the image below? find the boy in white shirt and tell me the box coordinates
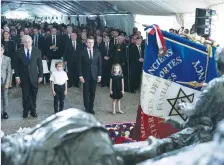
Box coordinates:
[50,61,68,113]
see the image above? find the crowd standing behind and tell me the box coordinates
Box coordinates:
[1,19,191,119]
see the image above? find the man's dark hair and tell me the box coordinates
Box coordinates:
[52,26,58,30]
[217,50,224,74]
[33,26,40,30]
[104,34,109,38]
[87,36,94,40]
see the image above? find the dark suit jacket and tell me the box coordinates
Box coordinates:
[15,47,43,87]
[63,40,81,63]
[1,40,16,69]
[31,35,46,57]
[60,34,71,57]
[94,43,104,54]
[101,42,114,58]
[112,43,127,65]
[46,35,61,58]
[109,37,117,48]
[80,42,87,50]
[78,48,102,81]
[16,38,24,49]
[129,44,145,68]
[100,42,114,67]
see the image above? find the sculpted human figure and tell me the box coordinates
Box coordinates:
[1,109,118,165]
[114,51,224,165]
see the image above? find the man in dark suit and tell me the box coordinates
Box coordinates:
[61,25,73,57]
[46,27,61,69]
[101,35,113,87]
[112,35,129,91]
[129,37,145,93]
[64,33,81,88]
[94,36,104,53]
[109,29,119,47]
[32,26,46,58]
[16,30,25,49]
[78,36,102,114]
[15,35,43,118]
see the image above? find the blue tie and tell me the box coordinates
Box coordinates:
[26,49,30,62]
[35,35,38,47]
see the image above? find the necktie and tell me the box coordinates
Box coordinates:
[106,43,109,56]
[26,49,30,62]
[53,36,56,45]
[35,35,38,47]
[138,46,142,58]
[72,41,76,50]
[89,50,92,61]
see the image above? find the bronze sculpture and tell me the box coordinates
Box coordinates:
[1,109,118,165]
[1,52,224,165]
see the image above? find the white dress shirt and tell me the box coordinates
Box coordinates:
[0,55,3,67]
[72,40,76,50]
[50,70,68,85]
[52,35,57,45]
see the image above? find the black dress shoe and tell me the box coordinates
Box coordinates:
[2,112,9,119]
[30,112,38,118]
[74,84,80,88]
[23,113,28,118]
[90,110,95,115]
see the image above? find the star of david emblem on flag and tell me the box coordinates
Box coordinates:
[167,88,194,121]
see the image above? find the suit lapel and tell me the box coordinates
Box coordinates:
[85,49,91,61]
[30,47,34,64]
[21,49,28,65]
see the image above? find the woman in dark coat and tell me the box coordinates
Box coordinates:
[2,31,16,87]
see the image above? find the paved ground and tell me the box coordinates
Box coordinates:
[1,84,140,135]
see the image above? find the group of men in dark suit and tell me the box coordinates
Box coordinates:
[3,23,146,117]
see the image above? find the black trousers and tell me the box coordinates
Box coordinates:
[83,77,97,113]
[54,84,65,113]
[67,61,79,86]
[101,60,111,86]
[122,64,130,92]
[21,79,38,114]
[130,64,142,92]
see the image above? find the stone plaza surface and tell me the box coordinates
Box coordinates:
[1,84,139,135]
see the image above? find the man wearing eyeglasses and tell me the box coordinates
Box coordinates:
[15,35,43,118]
[78,36,102,114]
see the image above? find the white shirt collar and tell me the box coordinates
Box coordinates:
[24,47,32,52]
